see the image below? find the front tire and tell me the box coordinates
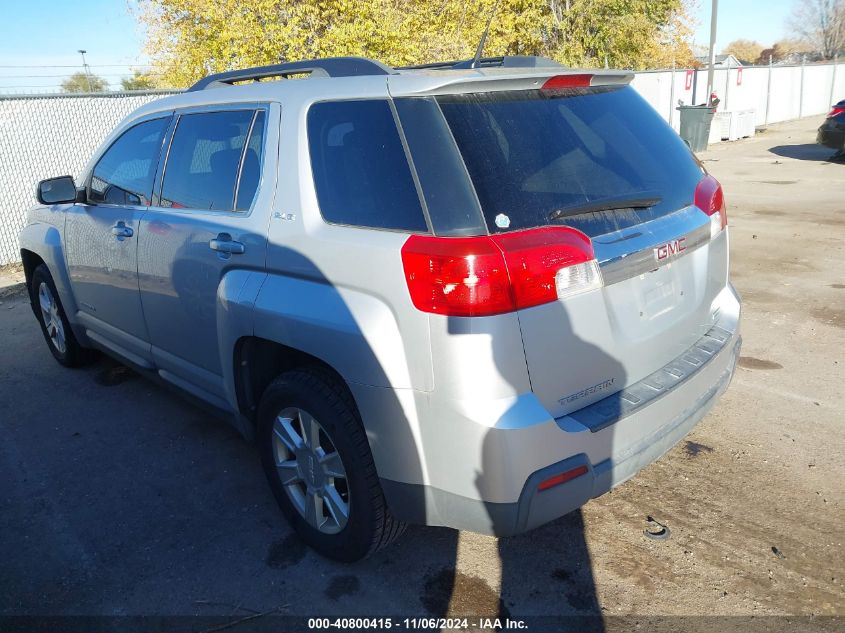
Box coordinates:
[257,367,405,561]
[30,264,94,367]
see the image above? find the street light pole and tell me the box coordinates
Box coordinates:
[705,0,718,105]
[77,49,93,92]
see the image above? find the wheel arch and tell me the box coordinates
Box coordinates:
[233,335,355,425]
[19,222,80,323]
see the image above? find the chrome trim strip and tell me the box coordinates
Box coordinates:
[593,205,710,286]
[565,322,735,433]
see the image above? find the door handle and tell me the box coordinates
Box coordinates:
[209,233,245,255]
[111,222,134,240]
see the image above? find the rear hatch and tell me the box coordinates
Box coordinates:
[404,78,729,417]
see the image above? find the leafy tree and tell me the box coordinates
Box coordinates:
[756,38,813,64]
[789,0,844,60]
[722,39,764,64]
[135,0,696,87]
[61,72,108,93]
[120,70,158,91]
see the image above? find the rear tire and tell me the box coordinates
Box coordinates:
[30,264,95,367]
[257,367,405,561]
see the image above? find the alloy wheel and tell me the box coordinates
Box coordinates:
[272,407,350,534]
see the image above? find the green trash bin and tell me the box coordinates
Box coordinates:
[677,105,716,152]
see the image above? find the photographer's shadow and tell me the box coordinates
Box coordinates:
[417,302,624,630]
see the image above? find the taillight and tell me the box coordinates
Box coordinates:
[542,74,593,90]
[695,175,727,238]
[401,226,601,317]
[827,106,845,118]
[491,228,599,307]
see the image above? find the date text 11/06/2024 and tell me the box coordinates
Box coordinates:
[307,618,529,630]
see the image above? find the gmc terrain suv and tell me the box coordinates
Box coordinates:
[20,55,741,561]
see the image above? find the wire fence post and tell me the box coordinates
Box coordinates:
[765,55,773,126]
[669,58,676,129]
[831,55,839,109]
[799,55,806,118]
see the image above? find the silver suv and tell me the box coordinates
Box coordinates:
[20,56,741,561]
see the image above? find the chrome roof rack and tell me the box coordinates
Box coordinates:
[187,56,395,91]
[396,56,564,71]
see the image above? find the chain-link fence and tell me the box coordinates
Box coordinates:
[0,91,180,265]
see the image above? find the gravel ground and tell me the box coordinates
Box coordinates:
[0,116,842,628]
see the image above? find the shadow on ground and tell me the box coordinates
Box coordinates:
[769,143,844,162]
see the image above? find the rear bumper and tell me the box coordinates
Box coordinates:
[381,285,741,535]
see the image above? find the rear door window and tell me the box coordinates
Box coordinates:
[437,85,704,236]
[307,100,428,233]
[89,116,171,206]
[160,109,261,211]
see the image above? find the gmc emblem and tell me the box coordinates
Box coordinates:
[655,237,686,261]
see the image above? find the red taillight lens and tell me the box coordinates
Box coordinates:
[827,106,845,118]
[492,228,595,308]
[401,227,600,317]
[401,235,513,317]
[542,74,593,90]
[695,174,727,234]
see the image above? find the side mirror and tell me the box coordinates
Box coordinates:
[37,176,79,205]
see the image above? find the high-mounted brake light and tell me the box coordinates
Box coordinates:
[542,74,594,90]
[401,226,601,317]
[695,175,727,238]
[827,106,845,118]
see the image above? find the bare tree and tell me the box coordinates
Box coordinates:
[789,0,845,59]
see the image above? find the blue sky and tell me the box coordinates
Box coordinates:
[693,0,793,54]
[1,0,796,92]
[1,0,148,92]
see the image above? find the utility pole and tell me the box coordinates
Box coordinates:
[705,0,718,104]
[77,49,93,92]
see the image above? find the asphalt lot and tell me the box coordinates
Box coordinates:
[0,116,843,625]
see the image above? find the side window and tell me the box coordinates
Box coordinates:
[307,100,428,232]
[89,116,170,206]
[160,110,260,211]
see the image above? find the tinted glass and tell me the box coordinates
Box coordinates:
[393,98,485,236]
[307,100,427,232]
[90,117,170,206]
[235,110,265,211]
[161,110,255,211]
[437,86,704,236]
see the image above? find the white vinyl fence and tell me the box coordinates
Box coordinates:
[1,61,842,265]
[631,61,843,132]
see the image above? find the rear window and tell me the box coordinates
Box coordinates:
[308,100,428,233]
[437,85,704,235]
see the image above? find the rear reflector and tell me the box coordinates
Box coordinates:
[827,106,845,118]
[401,226,600,317]
[542,74,593,90]
[538,465,589,491]
[694,174,727,237]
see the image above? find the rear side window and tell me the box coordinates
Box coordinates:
[90,116,170,206]
[161,109,261,211]
[307,100,428,233]
[437,86,704,235]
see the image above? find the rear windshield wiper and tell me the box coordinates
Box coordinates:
[548,194,663,221]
